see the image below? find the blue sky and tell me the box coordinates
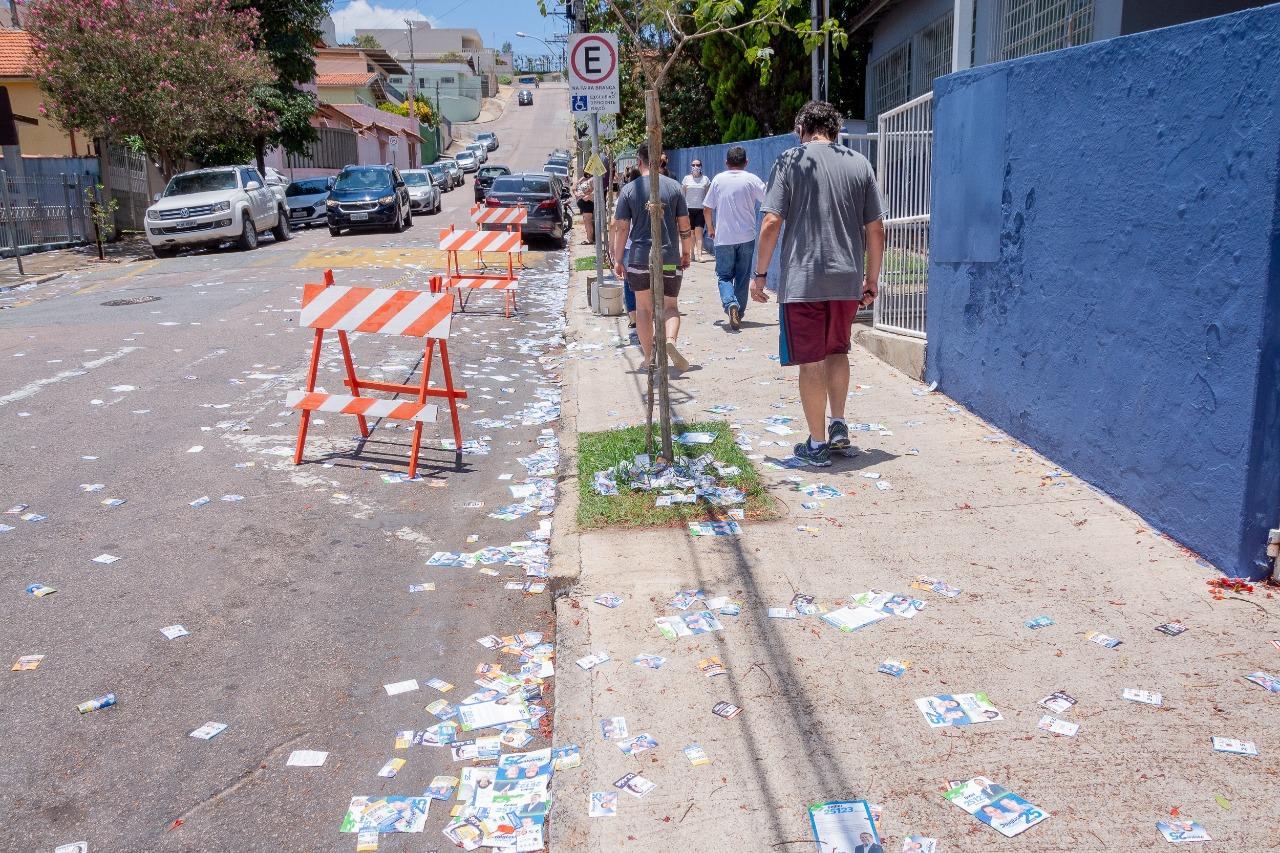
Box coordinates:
[329,0,571,54]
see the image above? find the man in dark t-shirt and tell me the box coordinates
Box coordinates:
[610,143,693,371]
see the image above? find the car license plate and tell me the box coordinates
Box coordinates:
[290,210,305,218]
[178,220,195,229]
[350,212,368,221]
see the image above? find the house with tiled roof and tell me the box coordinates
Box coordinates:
[0,27,83,156]
[313,46,407,108]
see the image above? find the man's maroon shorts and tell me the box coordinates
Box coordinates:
[778,299,859,366]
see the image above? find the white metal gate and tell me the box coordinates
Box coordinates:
[874,91,933,338]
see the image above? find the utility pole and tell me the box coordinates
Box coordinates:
[405,19,417,121]
[822,0,830,101]
[576,9,606,317]
[811,0,820,101]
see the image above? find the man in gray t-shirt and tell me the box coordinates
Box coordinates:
[752,101,886,467]
[610,143,693,370]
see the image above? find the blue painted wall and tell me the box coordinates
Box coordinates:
[927,5,1280,579]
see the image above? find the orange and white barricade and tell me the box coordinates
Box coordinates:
[433,225,524,317]
[289,269,467,477]
[470,204,528,270]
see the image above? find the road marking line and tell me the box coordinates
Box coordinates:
[0,346,141,407]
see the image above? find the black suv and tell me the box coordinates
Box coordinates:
[327,165,412,235]
[474,165,512,203]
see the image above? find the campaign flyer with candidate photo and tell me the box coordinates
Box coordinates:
[943,777,1049,838]
[915,693,1003,727]
[807,799,880,852]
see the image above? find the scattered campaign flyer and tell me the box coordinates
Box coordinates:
[1039,691,1077,715]
[425,678,453,693]
[189,722,227,740]
[1156,819,1212,843]
[377,758,405,778]
[1155,622,1188,636]
[712,701,742,719]
[1025,616,1054,629]
[688,520,741,536]
[654,610,724,640]
[1245,671,1280,693]
[383,679,419,696]
[287,750,328,767]
[698,656,726,677]
[425,775,458,799]
[901,836,937,852]
[1036,715,1079,737]
[551,744,582,771]
[820,606,888,633]
[808,800,879,853]
[632,653,666,669]
[916,693,1003,727]
[1210,737,1258,756]
[912,576,962,597]
[943,777,1049,838]
[1122,688,1163,706]
[594,593,623,608]
[1087,631,1123,648]
[457,699,529,732]
[612,773,657,798]
[588,792,618,818]
[878,660,911,677]
[160,625,189,640]
[339,796,430,833]
[616,733,658,756]
[684,743,710,766]
[11,654,44,671]
[575,651,611,671]
[601,717,629,740]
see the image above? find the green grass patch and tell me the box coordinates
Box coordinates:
[576,420,778,529]
[573,255,598,271]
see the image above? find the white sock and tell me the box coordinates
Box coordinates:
[808,437,826,450]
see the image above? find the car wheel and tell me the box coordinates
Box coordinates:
[405,209,414,228]
[271,208,292,242]
[152,245,177,259]
[390,207,406,234]
[329,226,341,237]
[236,214,258,251]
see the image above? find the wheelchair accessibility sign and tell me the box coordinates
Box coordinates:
[571,95,589,112]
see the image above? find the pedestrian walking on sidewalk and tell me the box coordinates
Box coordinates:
[752,101,886,467]
[681,160,711,262]
[702,145,766,331]
[610,144,693,372]
[575,176,595,245]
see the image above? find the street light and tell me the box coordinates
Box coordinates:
[515,32,565,75]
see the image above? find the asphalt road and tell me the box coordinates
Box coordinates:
[0,86,573,851]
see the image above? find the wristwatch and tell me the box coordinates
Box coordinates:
[752,272,768,279]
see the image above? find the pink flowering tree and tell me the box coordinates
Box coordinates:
[25,0,273,179]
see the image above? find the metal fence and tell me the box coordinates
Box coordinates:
[287,127,359,171]
[993,0,1095,62]
[875,91,933,339]
[0,170,95,258]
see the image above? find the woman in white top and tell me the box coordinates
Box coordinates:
[681,160,711,262]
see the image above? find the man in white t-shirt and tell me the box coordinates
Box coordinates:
[681,160,711,262]
[702,145,766,331]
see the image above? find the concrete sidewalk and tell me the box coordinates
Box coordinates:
[548,248,1279,850]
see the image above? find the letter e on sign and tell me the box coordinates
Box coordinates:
[568,33,619,115]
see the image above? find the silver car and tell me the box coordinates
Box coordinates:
[402,169,442,215]
[454,150,479,173]
[440,159,464,187]
[284,177,333,227]
[465,142,488,164]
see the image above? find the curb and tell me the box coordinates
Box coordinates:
[0,271,64,293]
[549,256,587,592]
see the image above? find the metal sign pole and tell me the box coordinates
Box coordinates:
[589,112,605,295]
[1,170,23,275]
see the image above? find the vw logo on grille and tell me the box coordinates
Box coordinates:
[180,208,189,217]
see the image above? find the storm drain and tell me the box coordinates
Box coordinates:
[102,295,161,306]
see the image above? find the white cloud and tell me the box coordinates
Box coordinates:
[331,1,437,43]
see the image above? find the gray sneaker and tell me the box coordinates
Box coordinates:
[827,420,851,450]
[792,440,832,467]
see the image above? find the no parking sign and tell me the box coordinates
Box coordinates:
[568,32,619,114]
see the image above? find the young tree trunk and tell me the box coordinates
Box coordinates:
[254,134,267,179]
[645,89,674,462]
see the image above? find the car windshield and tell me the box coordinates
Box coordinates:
[492,176,552,195]
[403,172,431,186]
[456,153,474,162]
[164,171,237,197]
[544,165,568,175]
[479,167,508,178]
[426,165,444,178]
[478,134,494,141]
[285,179,329,197]
[334,167,392,191]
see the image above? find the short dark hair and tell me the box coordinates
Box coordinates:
[726,146,747,167]
[637,143,651,165]
[794,100,843,140]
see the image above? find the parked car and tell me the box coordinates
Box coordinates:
[284,177,333,228]
[542,162,569,184]
[518,90,533,106]
[465,142,489,164]
[476,131,498,151]
[550,148,571,159]
[453,150,479,173]
[440,159,464,188]
[483,172,570,246]
[326,164,412,235]
[425,163,451,193]
[402,169,442,215]
[145,165,290,257]
[474,164,512,204]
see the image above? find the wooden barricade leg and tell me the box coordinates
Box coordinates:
[293,328,325,465]
[438,339,464,465]
[408,337,433,480]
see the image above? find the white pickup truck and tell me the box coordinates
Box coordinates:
[145,165,291,258]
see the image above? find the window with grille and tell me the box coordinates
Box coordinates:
[913,11,954,96]
[995,0,1095,61]
[870,41,911,124]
